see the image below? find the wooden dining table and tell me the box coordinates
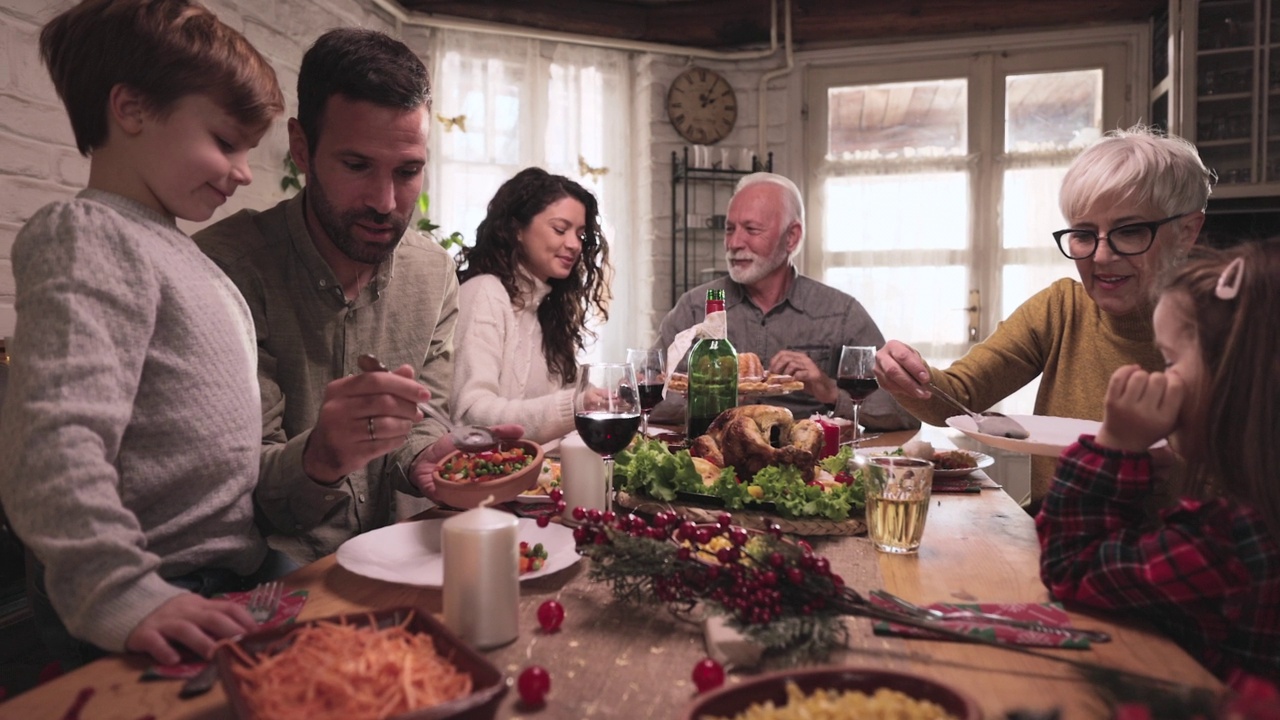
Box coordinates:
[0,427,1222,719]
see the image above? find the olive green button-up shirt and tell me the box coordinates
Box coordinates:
[195,193,457,563]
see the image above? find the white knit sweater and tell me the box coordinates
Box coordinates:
[451,273,575,443]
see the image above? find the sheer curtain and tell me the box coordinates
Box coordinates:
[426,30,644,367]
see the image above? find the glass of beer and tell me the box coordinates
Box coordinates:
[860,455,934,554]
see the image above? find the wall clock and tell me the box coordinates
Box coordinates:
[666,67,737,144]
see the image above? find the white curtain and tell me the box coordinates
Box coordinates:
[427,29,646,367]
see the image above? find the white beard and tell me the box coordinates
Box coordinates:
[726,244,789,285]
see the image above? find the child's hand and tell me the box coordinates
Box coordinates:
[1095,364,1185,452]
[126,593,258,665]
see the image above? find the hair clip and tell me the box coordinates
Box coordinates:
[1214,256,1245,300]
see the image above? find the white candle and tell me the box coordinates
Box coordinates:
[442,504,519,649]
[560,431,607,520]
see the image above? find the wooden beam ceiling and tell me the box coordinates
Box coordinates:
[393,0,1166,50]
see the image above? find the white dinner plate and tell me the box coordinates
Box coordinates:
[335,517,580,587]
[855,445,995,478]
[945,414,1099,457]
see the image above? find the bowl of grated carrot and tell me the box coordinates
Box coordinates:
[214,606,506,719]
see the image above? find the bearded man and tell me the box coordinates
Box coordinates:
[196,29,517,564]
[652,173,916,432]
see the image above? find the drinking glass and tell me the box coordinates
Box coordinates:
[860,455,934,554]
[573,363,641,513]
[625,347,666,436]
[836,345,878,443]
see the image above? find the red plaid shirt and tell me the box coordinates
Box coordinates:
[1037,436,1280,684]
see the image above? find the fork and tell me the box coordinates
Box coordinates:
[870,589,1110,642]
[247,581,284,624]
[179,581,286,698]
[927,382,1030,439]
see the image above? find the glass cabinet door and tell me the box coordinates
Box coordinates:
[1195,0,1258,186]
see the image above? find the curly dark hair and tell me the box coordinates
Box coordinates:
[457,167,611,385]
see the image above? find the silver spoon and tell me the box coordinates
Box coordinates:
[356,354,499,452]
[927,382,1030,439]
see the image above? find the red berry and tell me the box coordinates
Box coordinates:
[536,514,551,528]
[691,657,725,692]
[549,487,563,502]
[518,665,551,706]
[537,600,565,632]
[572,506,587,521]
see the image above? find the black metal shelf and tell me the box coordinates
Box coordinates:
[669,147,772,306]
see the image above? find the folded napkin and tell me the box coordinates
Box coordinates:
[141,589,309,680]
[870,596,1091,649]
[663,309,729,396]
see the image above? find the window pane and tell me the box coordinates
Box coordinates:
[827,79,967,158]
[1001,262,1078,320]
[825,173,969,252]
[1002,167,1067,249]
[826,265,969,347]
[1005,69,1102,153]
[437,51,525,164]
[434,164,510,251]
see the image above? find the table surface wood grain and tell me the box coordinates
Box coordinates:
[0,429,1222,719]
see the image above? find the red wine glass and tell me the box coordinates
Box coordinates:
[573,363,641,512]
[836,345,878,444]
[625,347,666,436]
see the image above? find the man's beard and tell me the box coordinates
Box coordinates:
[726,241,789,285]
[306,171,407,265]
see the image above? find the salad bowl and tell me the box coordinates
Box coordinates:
[432,439,544,509]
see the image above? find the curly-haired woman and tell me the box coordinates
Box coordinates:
[451,167,611,443]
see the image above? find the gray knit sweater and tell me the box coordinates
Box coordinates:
[0,189,266,652]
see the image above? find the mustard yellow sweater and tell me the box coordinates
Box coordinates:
[895,278,1162,501]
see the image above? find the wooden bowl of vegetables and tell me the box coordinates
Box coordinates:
[432,439,545,509]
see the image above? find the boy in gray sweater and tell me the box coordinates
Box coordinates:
[0,0,285,668]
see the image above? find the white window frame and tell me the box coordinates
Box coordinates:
[797,26,1147,356]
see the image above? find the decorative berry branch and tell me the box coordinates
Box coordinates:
[572,508,1223,703]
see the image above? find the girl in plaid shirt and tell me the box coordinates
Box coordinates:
[1037,241,1280,687]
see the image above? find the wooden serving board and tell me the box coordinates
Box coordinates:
[614,491,867,536]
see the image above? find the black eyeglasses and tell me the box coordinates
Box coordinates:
[1052,212,1191,260]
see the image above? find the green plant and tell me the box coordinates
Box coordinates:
[279,152,466,252]
[416,193,467,252]
[280,152,302,193]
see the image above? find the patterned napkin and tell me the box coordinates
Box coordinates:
[141,589,309,680]
[870,596,1092,649]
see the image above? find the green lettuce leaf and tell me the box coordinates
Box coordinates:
[612,438,864,519]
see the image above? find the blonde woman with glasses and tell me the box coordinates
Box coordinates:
[874,125,1213,508]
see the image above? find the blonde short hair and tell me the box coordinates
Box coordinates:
[1059,124,1214,222]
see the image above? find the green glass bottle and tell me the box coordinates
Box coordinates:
[686,289,738,439]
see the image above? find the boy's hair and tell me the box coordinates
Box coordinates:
[40,0,284,157]
[1059,124,1215,222]
[296,28,431,155]
[1158,240,1280,539]
[457,167,611,386]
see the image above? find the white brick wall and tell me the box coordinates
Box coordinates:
[0,0,798,338]
[0,0,397,337]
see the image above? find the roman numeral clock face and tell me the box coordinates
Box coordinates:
[666,67,737,145]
